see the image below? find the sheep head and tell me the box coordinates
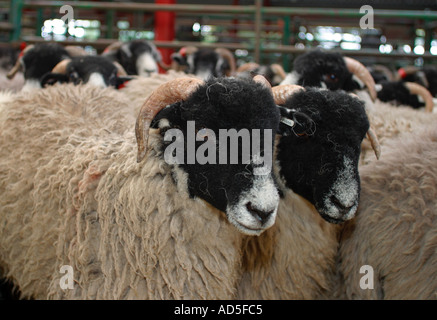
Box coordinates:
[7,43,70,88]
[274,84,377,223]
[136,76,280,235]
[40,55,131,88]
[287,49,377,102]
[171,47,236,80]
[102,40,166,77]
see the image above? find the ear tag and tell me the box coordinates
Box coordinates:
[280,117,295,127]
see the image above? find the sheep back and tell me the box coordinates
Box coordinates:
[338,126,437,299]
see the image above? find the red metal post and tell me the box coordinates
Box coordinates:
[154,0,175,72]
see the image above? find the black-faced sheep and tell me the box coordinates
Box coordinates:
[399,65,437,97]
[7,42,70,90]
[171,46,236,80]
[102,40,167,77]
[0,76,281,299]
[237,84,379,299]
[281,49,377,102]
[336,125,437,299]
[40,55,131,89]
[374,80,434,112]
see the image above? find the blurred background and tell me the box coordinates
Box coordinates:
[1,0,436,74]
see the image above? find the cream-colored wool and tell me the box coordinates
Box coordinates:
[361,100,437,164]
[119,70,196,114]
[0,83,244,299]
[236,187,340,299]
[335,126,437,299]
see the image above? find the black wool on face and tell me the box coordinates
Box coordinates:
[117,40,161,75]
[22,43,70,80]
[276,89,369,221]
[377,81,423,109]
[293,50,360,92]
[151,77,280,213]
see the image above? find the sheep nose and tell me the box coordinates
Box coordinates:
[330,195,355,216]
[246,202,274,225]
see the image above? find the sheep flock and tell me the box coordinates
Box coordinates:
[0,40,436,300]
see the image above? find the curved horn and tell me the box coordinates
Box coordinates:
[348,93,382,159]
[102,41,124,54]
[270,64,287,82]
[236,62,260,74]
[158,61,172,71]
[113,61,127,76]
[135,77,204,163]
[51,59,72,74]
[6,44,35,79]
[253,74,272,91]
[366,126,381,160]
[215,48,236,76]
[6,59,22,79]
[404,81,434,113]
[344,56,377,102]
[65,45,88,57]
[271,84,305,105]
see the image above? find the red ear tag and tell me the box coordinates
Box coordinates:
[398,68,407,79]
[179,47,187,57]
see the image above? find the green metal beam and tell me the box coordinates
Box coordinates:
[22,1,437,20]
[10,0,24,41]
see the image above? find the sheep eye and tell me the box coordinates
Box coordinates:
[324,73,338,83]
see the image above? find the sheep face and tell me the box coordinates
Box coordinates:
[174,49,230,81]
[118,40,161,76]
[277,89,369,223]
[40,56,130,88]
[151,77,280,235]
[292,50,360,92]
[18,43,70,88]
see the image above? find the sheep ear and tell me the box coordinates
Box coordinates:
[276,105,294,136]
[171,52,188,66]
[150,102,182,131]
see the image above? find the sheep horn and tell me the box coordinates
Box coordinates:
[253,74,272,91]
[271,84,305,105]
[236,62,260,73]
[135,77,204,163]
[6,44,34,79]
[64,45,88,57]
[215,48,236,76]
[51,59,72,74]
[404,82,434,113]
[102,41,124,54]
[113,61,128,76]
[158,61,172,71]
[6,58,22,79]
[270,64,287,82]
[366,126,381,160]
[344,56,377,102]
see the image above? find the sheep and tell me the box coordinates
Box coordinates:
[40,55,131,89]
[0,46,24,92]
[170,46,237,80]
[0,75,281,299]
[236,84,380,299]
[360,97,437,165]
[6,43,71,90]
[374,80,434,112]
[335,125,437,299]
[280,49,377,103]
[398,65,437,97]
[235,62,287,86]
[102,40,168,77]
